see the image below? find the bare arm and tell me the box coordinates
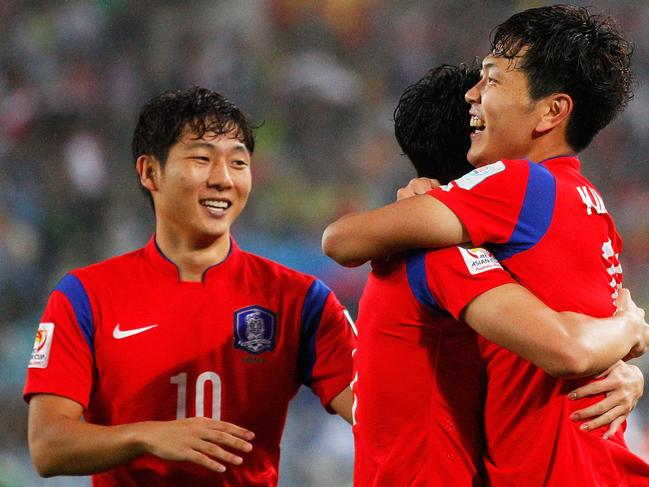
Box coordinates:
[328,386,353,425]
[462,285,648,378]
[322,195,469,267]
[28,394,255,477]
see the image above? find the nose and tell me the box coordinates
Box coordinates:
[465,79,482,105]
[207,160,233,190]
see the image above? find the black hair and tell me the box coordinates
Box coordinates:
[491,4,634,152]
[394,64,479,184]
[132,86,255,206]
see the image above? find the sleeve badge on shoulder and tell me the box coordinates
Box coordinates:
[458,247,503,275]
[234,306,277,355]
[455,161,506,190]
[29,323,55,369]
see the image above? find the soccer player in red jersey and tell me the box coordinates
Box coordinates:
[23,87,355,486]
[350,63,648,487]
[325,6,649,486]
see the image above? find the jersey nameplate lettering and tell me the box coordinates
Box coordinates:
[459,247,503,275]
[455,161,506,190]
[576,186,608,215]
[29,322,55,369]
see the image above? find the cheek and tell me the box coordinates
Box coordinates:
[235,174,252,200]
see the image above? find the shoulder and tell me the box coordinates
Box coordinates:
[454,159,530,188]
[65,247,146,288]
[238,249,321,291]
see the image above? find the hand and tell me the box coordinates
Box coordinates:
[568,361,644,439]
[615,288,649,360]
[396,177,440,200]
[138,417,255,473]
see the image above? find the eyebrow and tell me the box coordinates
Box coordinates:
[185,141,248,153]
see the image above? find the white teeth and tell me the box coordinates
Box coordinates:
[470,116,485,129]
[201,200,229,210]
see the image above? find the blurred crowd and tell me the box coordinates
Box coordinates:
[1,1,648,485]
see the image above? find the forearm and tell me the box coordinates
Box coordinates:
[558,310,639,375]
[463,284,639,378]
[322,195,467,266]
[30,415,147,476]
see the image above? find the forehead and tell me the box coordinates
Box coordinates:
[482,53,524,72]
[177,128,249,153]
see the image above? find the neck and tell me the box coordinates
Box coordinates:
[525,131,575,164]
[155,225,231,282]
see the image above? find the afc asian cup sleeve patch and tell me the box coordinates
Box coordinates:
[458,247,504,275]
[234,306,277,355]
[29,323,55,369]
[455,161,506,190]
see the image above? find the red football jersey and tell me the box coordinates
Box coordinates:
[430,156,649,486]
[353,245,514,486]
[24,237,355,487]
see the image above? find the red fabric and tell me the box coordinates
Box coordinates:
[431,156,649,486]
[353,245,515,486]
[24,237,354,486]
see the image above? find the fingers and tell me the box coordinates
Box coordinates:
[569,379,611,399]
[202,429,253,454]
[186,449,228,473]
[615,287,632,312]
[396,178,440,201]
[603,415,626,440]
[142,418,256,473]
[196,439,244,466]
[181,420,255,472]
[396,187,416,201]
[209,420,255,441]
[573,404,626,433]
[570,394,616,422]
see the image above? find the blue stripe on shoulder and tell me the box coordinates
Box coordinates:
[405,250,438,310]
[298,279,331,386]
[491,161,556,261]
[54,274,95,354]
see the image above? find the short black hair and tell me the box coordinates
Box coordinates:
[394,64,479,184]
[492,4,634,152]
[132,86,254,163]
[131,86,254,207]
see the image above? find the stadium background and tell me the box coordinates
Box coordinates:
[0,1,647,485]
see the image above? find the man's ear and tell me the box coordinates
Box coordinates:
[136,155,161,192]
[535,93,573,134]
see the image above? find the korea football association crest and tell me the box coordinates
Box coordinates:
[234,306,277,354]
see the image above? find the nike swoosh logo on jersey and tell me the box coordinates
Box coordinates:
[113,324,158,339]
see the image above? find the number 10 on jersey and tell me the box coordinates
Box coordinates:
[170,371,222,420]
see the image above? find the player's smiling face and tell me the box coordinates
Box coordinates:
[465,54,546,167]
[152,127,252,245]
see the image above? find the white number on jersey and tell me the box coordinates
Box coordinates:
[601,239,623,303]
[170,371,222,420]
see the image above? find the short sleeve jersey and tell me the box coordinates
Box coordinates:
[24,237,355,487]
[353,245,515,487]
[430,156,649,486]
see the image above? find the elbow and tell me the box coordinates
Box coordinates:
[322,224,362,267]
[29,434,61,477]
[30,447,57,478]
[542,344,593,378]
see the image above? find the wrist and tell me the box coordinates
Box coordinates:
[124,421,153,456]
